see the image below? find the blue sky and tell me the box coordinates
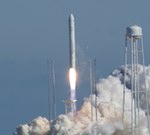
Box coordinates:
[0,0,150,134]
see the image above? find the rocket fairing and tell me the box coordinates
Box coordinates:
[69,14,76,69]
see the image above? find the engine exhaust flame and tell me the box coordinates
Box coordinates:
[69,68,77,90]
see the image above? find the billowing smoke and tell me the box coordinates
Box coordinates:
[14,116,50,135]
[112,64,150,111]
[14,65,150,135]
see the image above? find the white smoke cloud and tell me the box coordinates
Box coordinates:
[14,116,50,135]
[14,65,150,135]
[112,64,150,111]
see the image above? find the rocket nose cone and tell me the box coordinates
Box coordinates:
[69,13,74,21]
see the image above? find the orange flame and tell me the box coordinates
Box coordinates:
[69,68,77,90]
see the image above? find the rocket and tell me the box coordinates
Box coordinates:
[68,14,77,113]
[69,14,76,69]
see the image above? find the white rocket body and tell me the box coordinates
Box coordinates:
[68,14,77,113]
[69,14,76,69]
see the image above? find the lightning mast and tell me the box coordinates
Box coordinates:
[52,60,56,119]
[47,60,56,120]
[94,59,98,121]
[47,60,52,121]
[90,60,93,121]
